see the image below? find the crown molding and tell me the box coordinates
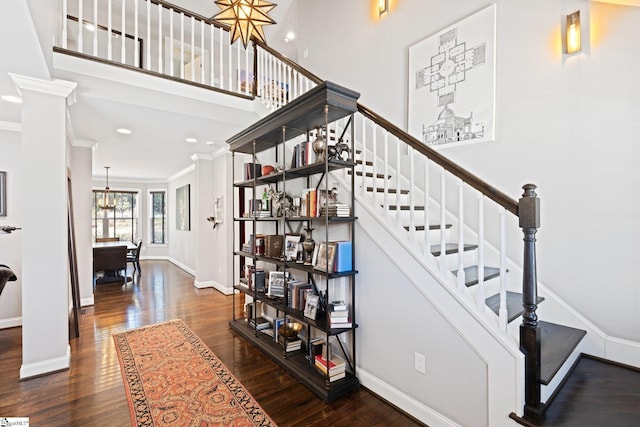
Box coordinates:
[168,164,196,182]
[72,139,98,149]
[190,153,214,162]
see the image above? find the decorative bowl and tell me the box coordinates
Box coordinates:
[278,322,303,338]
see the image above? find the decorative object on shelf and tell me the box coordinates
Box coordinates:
[312,126,327,163]
[244,162,262,180]
[292,197,301,217]
[304,294,319,320]
[212,0,277,48]
[262,187,270,213]
[98,166,115,210]
[302,227,315,265]
[330,140,351,161]
[262,164,275,176]
[284,234,301,261]
[206,196,224,229]
[268,186,292,217]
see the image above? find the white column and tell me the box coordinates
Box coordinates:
[11,74,77,379]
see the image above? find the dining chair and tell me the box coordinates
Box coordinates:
[127,240,143,273]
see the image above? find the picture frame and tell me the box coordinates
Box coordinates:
[176,184,190,230]
[0,171,5,217]
[408,4,496,149]
[314,241,337,273]
[284,234,301,261]
[304,294,319,320]
[267,271,285,297]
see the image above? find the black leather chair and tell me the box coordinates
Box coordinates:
[0,264,17,297]
[93,245,127,284]
[127,240,142,273]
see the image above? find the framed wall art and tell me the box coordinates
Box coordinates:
[0,171,6,216]
[408,4,496,149]
[176,184,190,231]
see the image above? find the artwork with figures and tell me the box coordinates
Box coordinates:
[408,4,496,148]
[176,184,190,231]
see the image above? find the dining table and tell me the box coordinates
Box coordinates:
[93,241,137,284]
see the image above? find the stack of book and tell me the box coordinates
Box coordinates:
[291,140,316,168]
[320,203,351,217]
[287,280,312,310]
[242,234,255,253]
[278,335,303,352]
[251,210,271,218]
[249,316,271,331]
[328,301,352,328]
[314,353,346,382]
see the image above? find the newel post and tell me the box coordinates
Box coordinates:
[519,184,543,420]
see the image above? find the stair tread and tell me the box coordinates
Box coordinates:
[485,291,544,323]
[388,205,425,211]
[430,243,477,256]
[453,265,502,287]
[349,170,390,179]
[538,320,587,385]
[403,224,452,231]
[366,187,409,194]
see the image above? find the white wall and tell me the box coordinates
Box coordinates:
[295,0,640,343]
[0,130,23,328]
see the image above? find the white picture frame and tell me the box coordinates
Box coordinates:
[408,4,496,149]
[304,294,319,320]
[284,234,301,261]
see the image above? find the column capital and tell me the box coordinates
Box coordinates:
[9,73,77,105]
[191,153,214,162]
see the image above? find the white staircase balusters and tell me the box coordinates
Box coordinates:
[158,3,164,74]
[107,0,112,60]
[383,130,389,213]
[457,180,465,291]
[423,157,430,255]
[78,0,83,53]
[169,9,174,76]
[360,116,367,196]
[439,168,447,274]
[476,191,485,309]
[209,24,214,85]
[178,12,184,78]
[135,0,141,67]
[395,133,401,230]
[146,0,151,71]
[218,26,224,88]
[189,16,195,81]
[371,121,378,198]
[121,0,126,63]
[499,207,508,331]
[93,0,98,56]
[408,147,415,239]
[62,0,68,49]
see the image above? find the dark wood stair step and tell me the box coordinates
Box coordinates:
[387,205,425,211]
[356,159,373,167]
[403,224,452,232]
[348,170,390,179]
[366,187,409,195]
[538,321,587,385]
[430,243,477,257]
[485,291,544,323]
[453,266,502,287]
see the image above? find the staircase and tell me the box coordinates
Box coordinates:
[54,1,639,424]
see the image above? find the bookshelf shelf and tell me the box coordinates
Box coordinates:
[229,81,360,403]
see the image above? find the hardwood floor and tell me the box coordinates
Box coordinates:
[0,260,424,426]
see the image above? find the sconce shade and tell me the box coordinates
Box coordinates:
[566,11,581,54]
[379,0,389,16]
[213,0,277,48]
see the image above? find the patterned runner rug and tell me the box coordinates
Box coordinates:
[113,319,276,426]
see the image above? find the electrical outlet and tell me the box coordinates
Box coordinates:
[414,352,426,374]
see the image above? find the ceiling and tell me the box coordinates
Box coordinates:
[0,0,297,182]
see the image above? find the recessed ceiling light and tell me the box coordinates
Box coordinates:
[185,137,197,143]
[1,95,22,104]
[116,128,132,134]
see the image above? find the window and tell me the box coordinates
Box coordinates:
[150,190,166,244]
[92,190,139,242]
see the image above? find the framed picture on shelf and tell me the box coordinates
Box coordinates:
[267,271,286,297]
[304,294,319,320]
[314,241,337,272]
[284,234,301,261]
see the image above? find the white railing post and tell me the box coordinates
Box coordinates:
[78,0,83,53]
[158,3,163,73]
[169,11,174,76]
[457,180,465,291]
[424,157,430,255]
[134,0,139,68]
[62,0,68,49]
[107,0,112,60]
[409,148,415,238]
[146,0,151,70]
[499,207,508,331]
[439,168,447,273]
[121,0,126,64]
[383,131,389,213]
[360,116,367,196]
[371,122,378,199]
[179,12,184,79]
[476,192,486,309]
[219,26,224,89]
[93,0,98,56]
[190,16,195,81]
[209,24,214,86]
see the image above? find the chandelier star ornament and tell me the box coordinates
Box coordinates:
[213,0,277,49]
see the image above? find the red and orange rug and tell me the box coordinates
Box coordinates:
[113,319,276,426]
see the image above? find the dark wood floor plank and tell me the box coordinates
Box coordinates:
[0,260,424,426]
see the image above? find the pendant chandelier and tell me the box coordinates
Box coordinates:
[99,166,115,210]
[212,0,277,49]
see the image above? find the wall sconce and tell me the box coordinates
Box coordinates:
[206,196,224,229]
[565,10,581,54]
[379,0,389,16]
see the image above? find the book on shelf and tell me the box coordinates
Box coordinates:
[333,241,353,273]
[287,281,312,310]
[259,328,274,337]
[328,300,347,311]
[278,334,303,352]
[329,318,353,329]
[329,309,349,320]
[320,203,351,217]
[249,316,271,331]
[265,234,284,258]
[314,353,346,376]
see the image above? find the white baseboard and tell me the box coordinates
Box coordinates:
[0,316,22,329]
[20,345,70,379]
[80,296,94,307]
[358,368,460,427]
[167,257,195,276]
[605,336,640,368]
[193,279,234,295]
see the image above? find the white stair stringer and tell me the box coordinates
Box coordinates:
[343,176,525,426]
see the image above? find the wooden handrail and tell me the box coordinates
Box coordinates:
[252,42,519,216]
[357,104,520,216]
